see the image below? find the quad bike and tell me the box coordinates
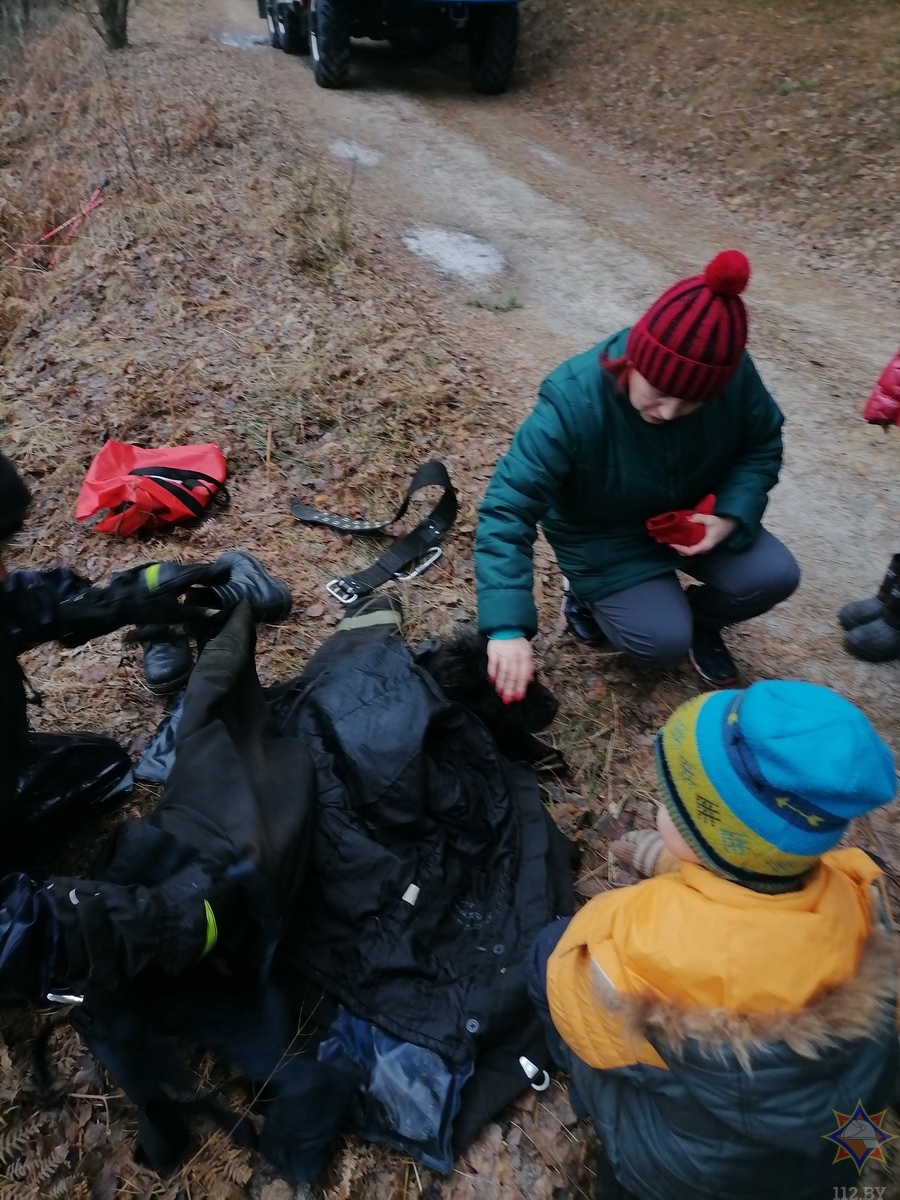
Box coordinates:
[257,0,520,95]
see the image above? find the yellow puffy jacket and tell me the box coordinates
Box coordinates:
[545,848,898,1200]
[547,847,884,1071]
[547,854,897,1200]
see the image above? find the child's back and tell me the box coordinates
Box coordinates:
[534,681,899,1200]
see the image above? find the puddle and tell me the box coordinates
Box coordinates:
[329,140,382,167]
[216,30,269,48]
[402,227,504,282]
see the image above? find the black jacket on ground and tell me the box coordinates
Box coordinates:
[41,601,574,1175]
[271,621,575,1062]
[270,609,576,1153]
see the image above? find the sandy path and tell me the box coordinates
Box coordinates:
[213,3,900,742]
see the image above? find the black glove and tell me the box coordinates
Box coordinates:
[0,872,67,1007]
[58,561,231,646]
[0,568,94,653]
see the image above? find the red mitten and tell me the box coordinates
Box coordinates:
[646,494,716,547]
[862,349,900,427]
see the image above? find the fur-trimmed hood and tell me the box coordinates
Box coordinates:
[547,854,899,1200]
[590,921,897,1071]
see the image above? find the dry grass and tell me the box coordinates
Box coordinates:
[518,0,900,295]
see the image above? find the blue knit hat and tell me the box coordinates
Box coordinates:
[655,681,897,892]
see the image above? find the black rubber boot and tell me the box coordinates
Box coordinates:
[138,625,194,696]
[838,553,900,631]
[844,575,900,662]
[209,552,292,622]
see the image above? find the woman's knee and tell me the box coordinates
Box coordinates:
[729,544,800,608]
[594,579,692,667]
[702,535,801,608]
[609,622,692,668]
[765,546,801,603]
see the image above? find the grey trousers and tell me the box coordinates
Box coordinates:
[588,528,800,668]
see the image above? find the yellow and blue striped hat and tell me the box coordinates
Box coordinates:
[655,681,897,892]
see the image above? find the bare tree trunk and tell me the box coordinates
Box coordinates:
[96,0,128,48]
[0,0,31,46]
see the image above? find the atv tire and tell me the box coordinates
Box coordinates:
[469,3,518,95]
[309,0,350,88]
[279,5,309,54]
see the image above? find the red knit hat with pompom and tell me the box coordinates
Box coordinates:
[626,250,751,403]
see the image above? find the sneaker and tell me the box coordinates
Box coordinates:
[688,625,738,688]
[210,551,292,622]
[562,584,605,646]
[138,624,194,696]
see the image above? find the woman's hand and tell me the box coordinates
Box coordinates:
[487,636,534,703]
[671,513,737,558]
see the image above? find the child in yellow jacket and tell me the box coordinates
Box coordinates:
[527,680,898,1200]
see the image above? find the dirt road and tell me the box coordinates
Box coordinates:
[216,0,899,736]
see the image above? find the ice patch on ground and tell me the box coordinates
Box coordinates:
[216,30,269,48]
[402,227,504,282]
[329,140,382,167]
[523,141,567,170]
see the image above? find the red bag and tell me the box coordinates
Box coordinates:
[862,348,900,427]
[646,494,716,547]
[76,441,228,535]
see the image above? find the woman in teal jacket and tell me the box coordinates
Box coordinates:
[475,251,799,700]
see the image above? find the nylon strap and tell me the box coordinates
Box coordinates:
[291,461,458,603]
[129,467,230,516]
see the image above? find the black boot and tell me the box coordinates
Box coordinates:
[838,553,900,631]
[138,624,195,696]
[561,580,606,646]
[208,552,292,622]
[844,576,900,662]
[689,623,739,688]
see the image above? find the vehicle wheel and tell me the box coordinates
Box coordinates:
[279,5,309,54]
[266,0,281,47]
[469,3,518,95]
[309,0,350,88]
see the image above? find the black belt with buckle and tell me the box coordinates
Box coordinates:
[291,461,458,604]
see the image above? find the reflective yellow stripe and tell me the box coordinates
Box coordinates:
[200,899,218,958]
[144,563,162,592]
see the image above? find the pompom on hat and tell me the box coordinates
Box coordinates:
[654,680,897,893]
[625,250,751,404]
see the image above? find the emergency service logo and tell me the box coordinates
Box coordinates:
[823,1101,896,1173]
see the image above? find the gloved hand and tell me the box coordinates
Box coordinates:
[58,561,231,646]
[0,872,66,1007]
[0,568,94,653]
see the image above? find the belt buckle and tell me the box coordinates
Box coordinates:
[326,578,360,605]
[395,547,442,582]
